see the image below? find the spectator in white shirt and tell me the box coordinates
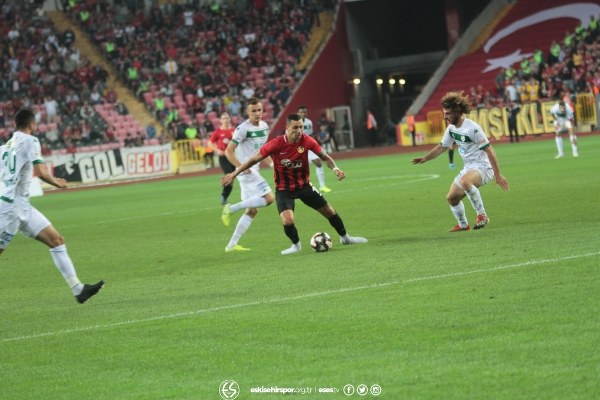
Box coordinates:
[237,44,250,59]
[44,96,58,123]
[163,58,178,76]
[184,10,194,27]
[241,84,255,99]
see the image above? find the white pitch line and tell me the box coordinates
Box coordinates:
[2,251,598,343]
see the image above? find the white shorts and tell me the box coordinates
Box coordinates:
[554,120,572,133]
[0,205,51,250]
[453,166,494,190]
[308,150,319,162]
[237,170,272,201]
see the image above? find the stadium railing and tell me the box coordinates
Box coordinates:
[575,93,597,127]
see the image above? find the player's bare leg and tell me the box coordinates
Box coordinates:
[36,225,104,303]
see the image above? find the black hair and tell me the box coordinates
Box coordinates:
[286,113,302,124]
[246,97,261,106]
[14,108,35,129]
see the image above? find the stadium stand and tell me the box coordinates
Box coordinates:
[418,0,600,120]
[0,1,112,148]
[63,0,330,135]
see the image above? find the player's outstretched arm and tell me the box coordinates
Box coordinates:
[207,140,222,156]
[495,174,510,191]
[224,142,240,167]
[221,153,265,187]
[319,151,345,181]
[483,146,509,191]
[411,144,446,164]
[34,163,67,189]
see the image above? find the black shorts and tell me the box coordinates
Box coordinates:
[219,155,235,174]
[276,183,328,213]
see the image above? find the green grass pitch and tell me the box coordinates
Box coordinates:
[1,135,599,399]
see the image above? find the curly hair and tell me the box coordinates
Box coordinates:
[440,91,471,115]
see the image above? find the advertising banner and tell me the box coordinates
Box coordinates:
[46,144,172,184]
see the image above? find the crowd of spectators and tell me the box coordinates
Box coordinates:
[0,0,121,150]
[65,0,331,141]
[467,15,600,111]
[1,0,333,153]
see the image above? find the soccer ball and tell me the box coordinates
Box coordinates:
[310,232,332,252]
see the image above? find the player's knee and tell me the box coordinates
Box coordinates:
[245,208,258,218]
[312,159,321,167]
[279,210,294,225]
[320,204,336,218]
[281,215,294,225]
[447,193,461,206]
[50,235,65,248]
[458,178,473,192]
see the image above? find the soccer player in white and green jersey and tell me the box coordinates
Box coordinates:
[221,98,275,252]
[550,100,578,158]
[412,91,510,231]
[0,108,103,303]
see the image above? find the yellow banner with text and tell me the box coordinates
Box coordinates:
[399,97,596,146]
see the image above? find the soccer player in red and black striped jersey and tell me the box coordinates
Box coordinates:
[221,113,367,255]
[207,112,236,205]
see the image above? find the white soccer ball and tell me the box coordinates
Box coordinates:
[310,232,332,252]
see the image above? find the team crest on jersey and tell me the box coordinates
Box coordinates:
[297,146,305,153]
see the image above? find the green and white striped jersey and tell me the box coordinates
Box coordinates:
[441,118,491,169]
[1,131,43,208]
[231,119,269,173]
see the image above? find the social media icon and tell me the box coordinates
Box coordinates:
[370,384,382,396]
[357,384,368,396]
[343,384,355,396]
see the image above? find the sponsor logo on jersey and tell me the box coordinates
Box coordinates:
[449,130,472,143]
[281,159,302,169]
[247,130,267,138]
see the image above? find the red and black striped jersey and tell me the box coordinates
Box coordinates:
[259,133,323,191]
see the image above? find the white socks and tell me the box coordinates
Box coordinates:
[466,186,486,215]
[230,197,267,213]
[450,201,469,228]
[316,166,326,187]
[227,214,253,249]
[555,136,564,156]
[570,135,578,155]
[49,244,83,295]
[555,135,578,156]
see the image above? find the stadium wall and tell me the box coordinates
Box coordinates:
[270,4,353,135]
